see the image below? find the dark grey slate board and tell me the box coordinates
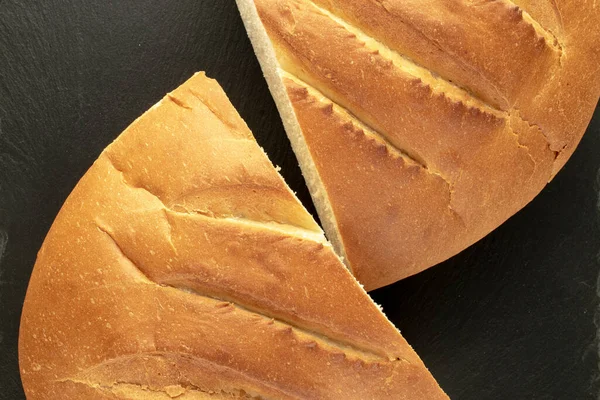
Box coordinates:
[0,1,598,399]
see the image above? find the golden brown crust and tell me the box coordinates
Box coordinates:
[283,77,465,286]
[511,0,600,173]
[242,0,600,289]
[308,0,560,111]
[19,73,447,399]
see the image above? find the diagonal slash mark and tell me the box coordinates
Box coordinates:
[95,223,392,363]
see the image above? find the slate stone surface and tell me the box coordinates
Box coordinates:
[0,1,598,399]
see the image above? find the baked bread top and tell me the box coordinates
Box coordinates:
[19,73,447,399]
[237,0,600,289]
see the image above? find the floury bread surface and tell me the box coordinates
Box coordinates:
[19,73,448,399]
[236,0,600,290]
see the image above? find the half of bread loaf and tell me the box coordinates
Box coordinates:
[236,0,600,290]
[19,73,448,399]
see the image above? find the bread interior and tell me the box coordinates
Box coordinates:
[236,0,351,270]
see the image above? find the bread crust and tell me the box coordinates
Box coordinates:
[239,0,600,289]
[19,73,448,399]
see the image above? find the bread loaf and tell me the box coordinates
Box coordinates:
[236,0,600,290]
[19,73,448,399]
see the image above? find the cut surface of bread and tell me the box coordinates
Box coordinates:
[236,0,600,290]
[19,73,448,399]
